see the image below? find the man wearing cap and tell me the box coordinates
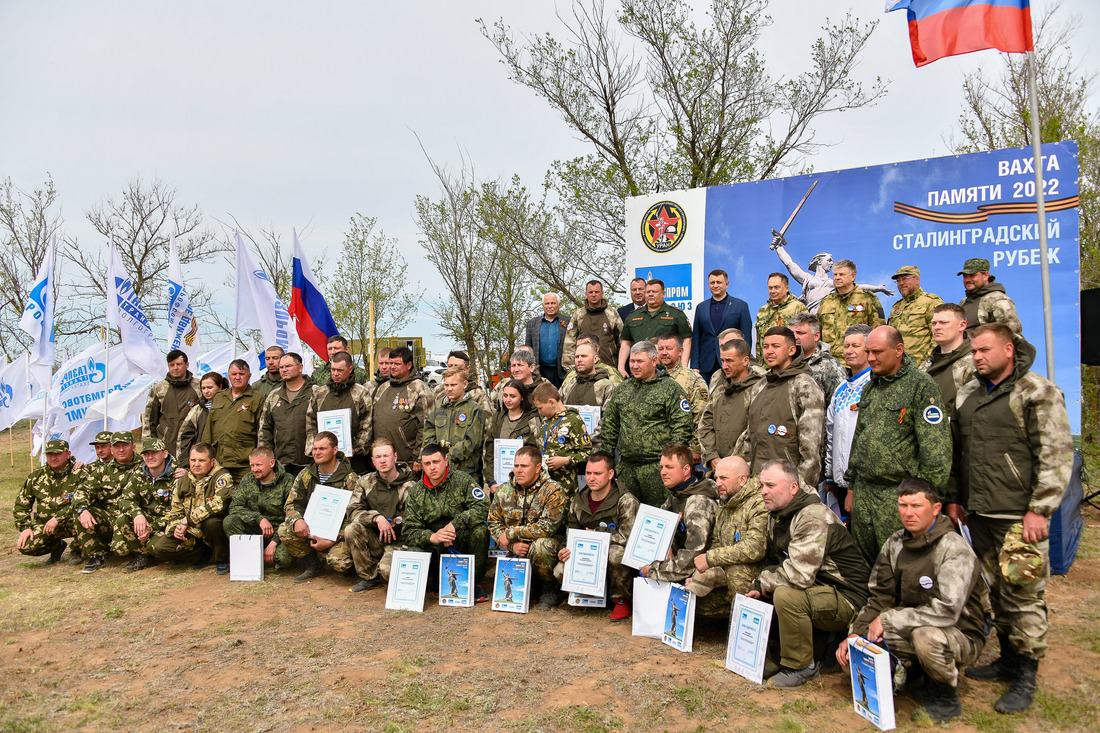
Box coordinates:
[142,349,202,459]
[224,446,296,568]
[86,430,115,472]
[958,257,1023,338]
[888,266,944,365]
[71,431,144,573]
[13,439,84,564]
[112,437,177,573]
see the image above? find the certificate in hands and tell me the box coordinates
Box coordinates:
[318,408,354,456]
[385,550,432,612]
[302,486,354,542]
[493,438,523,486]
[726,593,774,683]
[560,528,609,596]
[623,504,680,570]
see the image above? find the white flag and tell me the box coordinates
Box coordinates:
[0,354,32,431]
[107,237,164,376]
[195,342,259,381]
[48,342,139,435]
[234,233,301,353]
[18,236,56,392]
[167,235,201,364]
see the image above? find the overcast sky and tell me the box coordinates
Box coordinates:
[2,0,1096,356]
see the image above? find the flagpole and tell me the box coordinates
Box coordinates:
[1026,51,1056,380]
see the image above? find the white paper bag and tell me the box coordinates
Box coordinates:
[631,576,671,639]
[229,534,264,581]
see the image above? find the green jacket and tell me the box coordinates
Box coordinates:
[372,375,435,463]
[621,303,691,344]
[403,467,489,548]
[699,370,765,467]
[251,371,284,399]
[228,461,296,530]
[72,454,143,514]
[648,477,719,583]
[704,477,769,573]
[563,481,639,549]
[258,376,316,466]
[819,286,886,360]
[487,470,568,544]
[348,467,418,536]
[311,361,370,388]
[423,394,486,478]
[13,458,82,530]
[889,288,944,365]
[538,406,593,496]
[601,365,693,464]
[164,464,235,540]
[142,371,202,457]
[960,280,1022,338]
[755,294,807,362]
[202,387,264,469]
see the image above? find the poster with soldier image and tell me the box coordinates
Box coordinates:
[848,637,896,731]
[661,584,695,653]
[439,553,474,608]
[492,558,530,614]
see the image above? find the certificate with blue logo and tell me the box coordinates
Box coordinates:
[318,408,353,456]
[302,486,353,542]
[494,438,523,486]
[726,593,774,683]
[623,504,679,570]
[561,529,609,596]
[386,551,432,612]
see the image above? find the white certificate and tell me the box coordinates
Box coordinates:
[494,437,523,486]
[623,504,680,569]
[302,486,354,542]
[567,404,600,437]
[229,534,264,582]
[561,528,609,596]
[318,407,354,456]
[386,550,432,612]
[726,593,774,683]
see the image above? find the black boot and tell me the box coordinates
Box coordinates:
[920,679,963,724]
[47,541,67,564]
[965,631,1017,681]
[294,551,323,584]
[995,657,1038,714]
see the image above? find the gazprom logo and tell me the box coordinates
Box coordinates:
[0,382,12,409]
[88,358,106,384]
[636,263,693,312]
[254,270,270,282]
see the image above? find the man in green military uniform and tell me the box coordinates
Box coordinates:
[601,340,694,506]
[888,266,944,365]
[488,445,568,610]
[142,349,202,459]
[958,258,1023,338]
[259,352,315,476]
[423,367,486,479]
[699,339,765,472]
[755,273,808,363]
[372,346,435,469]
[531,382,592,497]
[311,335,370,387]
[818,260,886,360]
[251,346,285,398]
[278,431,360,583]
[14,439,84,564]
[202,358,264,484]
[846,326,951,565]
[112,438,177,573]
[617,279,692,378]
[561,280,623,369]
[306,351,373,472]
[404,443,491,599]
[224,446,296,569]
[72,431,144,573]
[657,333,709,462]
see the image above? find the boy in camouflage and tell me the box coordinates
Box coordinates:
[423,367,486,479]
[531,382,592,498]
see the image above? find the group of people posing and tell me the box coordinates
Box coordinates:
[13,254,1073,724]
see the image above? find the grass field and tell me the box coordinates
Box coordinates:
[0,429,1098,732]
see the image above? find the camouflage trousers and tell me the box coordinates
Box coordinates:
[618,460,668,507]
[770,584,856,669]
[110,511,168,557]
[17,518,76,557]
[552,544,633,600]
[71,507,114,557]
[344,520,404,581]
[850,479,904,565]
[223,515,294,567]
[276,521,353,573]
[148,517,229,563]
[883,625,983,687]
[969,515,1050,660]
[506,536,562,582]
[688,560,763,617]
[408,522,491,582]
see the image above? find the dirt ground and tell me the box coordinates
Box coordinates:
[1,438,1098,732]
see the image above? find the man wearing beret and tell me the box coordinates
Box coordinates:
[887,266,944,365]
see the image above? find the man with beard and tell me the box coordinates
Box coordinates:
[958,258,1022,338]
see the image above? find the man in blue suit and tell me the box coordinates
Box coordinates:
[691,269,752,385]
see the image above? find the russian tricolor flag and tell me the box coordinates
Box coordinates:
[887,0,1034,67]
[290,230,341,360]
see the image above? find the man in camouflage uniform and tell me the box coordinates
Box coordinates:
[657,333,709,462]
[846,326,951,564]
[699,339,765,472]
[920,303,975,419]
[686,456,768,617]
[311,335,370,387]
[841,479,989,724]
[747,459,871,690]
[142,349,202,459]
[345,439,419,592]
[259,351,315,476]
[431,350,492,414]
[958,257,1023,338]
[86,430,114,471]
[559,338,620,445]
[279,431,360,583]
[755,273,808,363]
[372,346,434,469]
[617,278,692,378]
[708,328,765,393]
[553,451,639,620]
[224,446,296,568]
[952,324,1073,714]
[404,444,491,597]
[202,358,263,484]
[788,312,846,404]
[561,280,623,369]
[306,351,373,472]
[112,438,177,573]
[251,345,285,398]
[365,346,392,403]
[148,442,236,573]
[13,439,83,564]
[531,382,593,497]
[818,260,886,360]
[488,445,568,610]
[888,266,944,365]
[735,327,825,488]
[72,431,144,573]
[601,340,694,506]
[423,367,486,479]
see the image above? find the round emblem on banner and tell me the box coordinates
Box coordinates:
[776,425,788,437]
[919,575,934,589]
[923,405,944,425]
[767,424,777,435]
[472,488,486,500]
[640,200,687,253]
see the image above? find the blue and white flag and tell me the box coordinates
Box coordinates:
[167,235,201,364]
[234,233,301,353]
[107,237,164,376]
[18,235,56,392]
[0,353,32,431]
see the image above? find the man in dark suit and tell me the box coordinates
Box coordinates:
[525,293,569,388]
[617,277,647,323]
[691,269,753,385]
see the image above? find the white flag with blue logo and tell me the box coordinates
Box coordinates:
[107,238,164,376]
[18,236,56,392]
[167,235,201,364]
[0,353,32,431]
[47,342,139,434]
[233,233,301,353]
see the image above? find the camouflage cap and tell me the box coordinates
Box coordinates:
[891,265,920,280]
[999,523,1045,586]
[957,257,991,276]
[110,431,135,445]
[89,430,114,445]
[44,439,70,454]
[141,437,167,453]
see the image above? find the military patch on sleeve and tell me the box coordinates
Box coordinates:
[581,433,591,445]
[923,405,944,425]
[679,398,690,412]
[472,487,486,500]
